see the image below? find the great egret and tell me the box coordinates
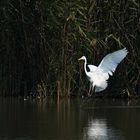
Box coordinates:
[78,48,128,95]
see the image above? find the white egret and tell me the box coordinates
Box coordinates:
[78,48,128,96]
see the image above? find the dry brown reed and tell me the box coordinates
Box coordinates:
[0,0,139,98]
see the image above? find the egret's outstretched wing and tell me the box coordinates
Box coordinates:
[98,48,128,75]
[88,65,97,72]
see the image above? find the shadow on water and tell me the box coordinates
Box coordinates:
[0,97,140,140]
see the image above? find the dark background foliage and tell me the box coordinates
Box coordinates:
[0,0,140,97]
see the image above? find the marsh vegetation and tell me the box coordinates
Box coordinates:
[0,0,140,98]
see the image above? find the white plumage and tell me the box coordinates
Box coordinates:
[78,48,128,93]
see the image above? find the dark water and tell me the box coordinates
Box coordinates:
[0,98,140,140]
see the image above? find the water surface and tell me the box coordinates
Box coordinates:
[0,98,140,140]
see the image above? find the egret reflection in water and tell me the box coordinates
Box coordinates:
[83,119,124,140]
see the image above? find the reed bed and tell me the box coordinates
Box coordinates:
[0,0,139,98]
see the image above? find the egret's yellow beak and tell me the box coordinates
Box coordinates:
[78,57,82,61]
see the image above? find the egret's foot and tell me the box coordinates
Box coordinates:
[89,92,95,98]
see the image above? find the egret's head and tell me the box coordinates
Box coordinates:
[78,56,86,61]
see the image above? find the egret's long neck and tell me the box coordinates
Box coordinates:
[84,58,88,75]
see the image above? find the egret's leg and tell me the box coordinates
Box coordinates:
[88,85,93,97]
[88,84,92,97]
[93,86,96,96]
[90,86,96,97]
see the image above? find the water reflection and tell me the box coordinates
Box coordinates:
[83,119,108,140]
[83,118,124,140]
[0,98,140,140]
[81,99,140,140]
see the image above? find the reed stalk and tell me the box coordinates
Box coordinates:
[0,0,139,98]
